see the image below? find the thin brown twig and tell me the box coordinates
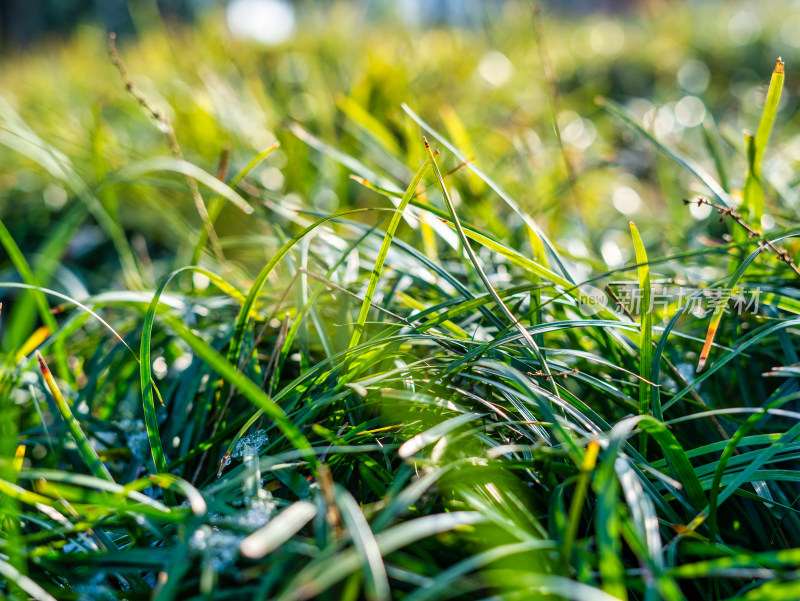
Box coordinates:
[528,368,579,379]
[684,197,800,278]
[108,32,225,264]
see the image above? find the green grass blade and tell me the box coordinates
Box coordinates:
[276,512,486,601]
[226,208,372,375]
[754,59,785,171]
[192,143,281,264]
[114,156,254,215]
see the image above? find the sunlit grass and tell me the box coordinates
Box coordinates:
[1,2,800,600]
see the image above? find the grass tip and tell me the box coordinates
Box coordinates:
[35,349,48,374]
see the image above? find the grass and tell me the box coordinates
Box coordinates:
[2,1,800,599]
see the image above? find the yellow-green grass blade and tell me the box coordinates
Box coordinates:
[561,440,600,571]
[349,156,433,349]
[738,59,784,242]
[739,132,763,242]
[337,94,402,157]
[2,204,83,364]
[754,59,785,173]
[594,430,627,600]
[113,156,255,215]
[630,222,653,453]
[35,351,113,483]
[700,121,730,192]
[0,97,143,290]
[437,216,619,322]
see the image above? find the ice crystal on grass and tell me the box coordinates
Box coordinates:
[73,574,116,601]
[118,419,150,461]
[231,430,269,459]
[190,526,244,571]
[209,498,276,532]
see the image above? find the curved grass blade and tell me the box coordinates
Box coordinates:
[165,315,317,466]
[0,219,69,380]
[0,96,143,289]
[704,391,799,540]
[0,558,57,601]
[141,267,317,485]
[276,512,486,601]
[226,208,372,377]
[240,500,317,558]
[1,205,84,375]
[697,234,799,372]
[192,142,281,264]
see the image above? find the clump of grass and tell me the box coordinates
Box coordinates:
[2,3,800,600]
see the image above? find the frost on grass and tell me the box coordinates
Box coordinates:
[209,498,276,531]
[231,429,269,459]
[190,526,244,571]
[72,574,117,601]
[118,418,150,461]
